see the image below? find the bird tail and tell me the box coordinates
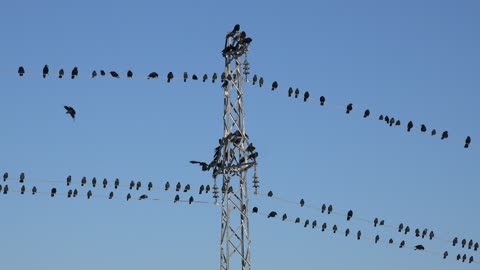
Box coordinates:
[464,144,469,148]
[43,75,46,78]
[71,75,74,79]
[168,79,171,83]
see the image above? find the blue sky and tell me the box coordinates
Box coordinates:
[0,0,479,269]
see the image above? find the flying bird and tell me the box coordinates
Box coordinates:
[59,69,64,78]
[43,65,49,78]
[414,245,425,250]
[294,88,300,98]
[71,67,78,79]
[167,72,174,82]
[407,121,413,132]
[127,70,133,78]
[346,103,353,114]
[363,109,370,118]
[110,71,119,78]
[303,91,309,102]
[441,131,448,140]
[271,81,278,91]
[347,210,353,221]
[148,72,159,79]
[18,66,25,76]
[465,136,471,148]
[64,106,76,120]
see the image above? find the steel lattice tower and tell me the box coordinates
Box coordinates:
[214,26,257,270]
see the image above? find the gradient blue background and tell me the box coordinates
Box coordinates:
[0,0,479,269]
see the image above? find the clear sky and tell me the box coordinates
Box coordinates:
[0,0,479,269]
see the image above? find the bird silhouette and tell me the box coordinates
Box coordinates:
[294,88,300,98]
[303,91,310,102]
[407,121,413,132]
[469,256,473,263]
[333,224,338,233]
[441,131,448,140]
[103,178,108,188]
[226,24,240,38]
[127,70,133,78]
[462,239,467,248]
[114,178,120,189]
[389,117,395,126]
[2,184,8,194]
[188,196,194,204]
[109,192,114,199]
[110,71,119,78]
[32,186,37,195]
[92,70,97,78]
[319,96,326,106]
[174,194,180,203]
[43,65,49,78]
[136,181,141,190]
[395,120,401,126]
[321,222,327,231]
[363,109,370,118]
[148,72,159,79]
[64,106,76,120]
[375,235,380,244]
[304,219,310,228]
[422,228,428,238]
[20,185,25,194]
[465,136,471,148]
[328,205,333,214]
[167,72,174,82]
[321,204,326,213]
[192,74,198,80]
[51,188,56,197]
[268,211,277,218]
[295,218,301,224]
[139,194,148,200]
[288,87,293,97]
[59,69,64,78]
[246,143,256,153]
[414,245,425,250]
[443,251,448,259]
[165,181,170,190]
[221,72,226,82]
[129,180,135,190]
[271,81,278,91]
[71,67,78,79]
[379,115,384,120]
[384,116,390,123]
[3,172,7,181]
[212,72,217,83]
[312,220,317,229]
[182,72,188,82]
[415,228,420,237]
[100,70,106,76]
[66,175,72,186]
[127,193,132,201]
[374,218,379,227]
[267,191,273,197]
[429,231,434,240]
[282,213,288,221]
[252,74,257,85]
[252,207,258,213]
[73,189,77,197]
[300,198,305,207]
[468,239,473,249]
[19,172,25,183]
[357,230,361,240]
[18,66,25,76]
[462,254,467,262]
[87,190,92,199]
[148,182,153,191]
[347,210,353,221]
[176,182,181,192]
[400,241,405,248]
[205,185,211,193]
[431,129,436,136]
[92,177,97,187]
[184,184,191,193]
[398,223,404,232]
[474,242,479,251]
[346,103,353,114]
[421,124,427,132]
[67,189,72,198]
[379,220,385,226]
[453,237,458,246]
[202,74,208,82]
[345,228,350,237]
[457,254,461,261]
[259,77,264,87]
[81,177,87,186]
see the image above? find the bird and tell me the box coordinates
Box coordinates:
[109,192,114,199]
[127,70,133,78]
[92,177,97,187]
[127,193,132,201]
[415,228,420,237]
[468,239,473,249]
[429,231,434,240]
[67,189,72,198]
[184,184,191,192]
[431,129,437,136]
[192,74,198,80]
[288,87,293,97]
[321,222,327,231]
[110,71,119,78]
[327,205,333,214]
[2,184,8,194]
[457,254,461,261]
[345,228,350,237]
[148,72,158,79]
[267,211,278,218]
[188,196,194,204]
[421,124,427,132]
[407,121,413,132]
[294,88,300,98]
[252,74,257,85]
[441,131,448,140]
[51,188,57,197]
[92,70,97,78]
[19,172,25,183]
[462,238,467,248]
[259,77,264,87]
[18,66,25,76]
[176,182,181,192]
[321,204,326,213]
[379,115,384,120]
[357,230,362,240]
[379,220,385,226]
[465,136,471,148]
[398,223,404,232]
[212,72,217,83]
[319,96,326,106]
[87,190,92,199]
[414,245,425,250]
[246,143,256,152]
[148,182,153,191]
[66,175,72,186]
[312,220,317,229]
[282,213,288,221]
[183,72,188,82]
[462,254,467,262]
[103,178,108,188]
[271,81,278,91]
[136,181,141,190]
[43,65,49,78]
[165,181,170,190]
[469,256,474,264]
[64,106,76,120]
[129,180,135,190]
[3,172,7,181]
[304,219,310,228]
[20,185,25,194]
[375,235,380,244]
[294,218,300,224]
[114,178,120,189]
[71,67,78,79]
[346,103,353,114]
[333,224,338,233]
[400,241,405,248]
[474,242,479,251]
[389,117,395,126]
[59,69,64,78]
[32,186,37,195]
[139,194,148,200]
[395,120,401,126]
[443,251,448,259]
[422,228,428,238]
[267,191,273,197]
[374,218,379,227]
[174,194,180,203]
[363,109,370,118]
[300,198,305,207]
[73,189,78,197]
[167,72,174,82]
[81,177,87,186]
[303,91,310,102]
[384,116,390,124]
[202,74,208,82]
[252,207,258,213]
[404,226,410,235]
[453,237,458,246]
[389,238,394,244]
[226,24,240,38]
[221,72,226,82]
[347,210,353,221]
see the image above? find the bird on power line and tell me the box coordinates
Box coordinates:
[81,177,87,186]
[103,178,108,188]
[363,109,370,118]
[252,207,258,213]
[357,230,362,240]
[312,220,317,229]
[114,178,120,189]
[347,210,353,221]
[252,74,257,85]
[100,70,106,76]
[346,103,353,114]
[19,172,25,183]
[415,228,420,237]
[453,237,458,246]
[87,190,92,199]
[379,115,384,121]
[304,219,309,228]
[92,177,97,187]
[67,189,72,198]
[183,72,188,82]
[259,77,264,87]
[192,74,198,80]
[389,239,394,244]
[202,74,208,82]
[212,72,217,83]
[303,91,309,102]
[139,194,148,200]
[110,71,120,78]
[441,131,448,140]
[71,67,78,79]
[32,186,37,195]
[462,238,467,248]
[421,124,427,132]
[176,182,181,192]
[422,228,428,239]
[328,205,333,214]
[375,235,380,244]
[184,184,191,193]
[384,116,390,124]
[3,172,7,181]
[443,251,448,259]
[174,194,180,203]
[148,72,159,79]
[469,256,474,264]
[462,254,467,262]
[66,175,72,186]
[127,70,133,78]
[414,245,425,251]
[43,65,49,78]
[398,223,404,232]
[379,220,385,226]
[300,198,305,207]
[321,222,327,231]
[465,136,471,148]
[468,239,473,249]
[59,69,65,78]
[282,213,288,221]
[374,218,379,227]
[73,189,78,197]
[136,181,141,190]
[271,81,278,91]
[199,185,205,194]
[431,129,436,136]
[389,117,395,127]
[167,71,173,82]
[188,196,194,204]
[400,241,405,248]
[267,191,273,197]
[64,105,76,120]
[429,231,435,240]
[109,192,114,199]
[126,193,131,201]
[395,120,401,126]
[333,224,338,233]
[294,88,300,98]
[2,184,8,194]
[51,188,57,197]
[92,70,97,78]
[474,242,479,251]
[407,121,413,132]
[165,181,170,191]
[288,87,293,97]
[321,204,326,213]
[456,254,461,261]
[345,228,350,237]
[295,218,301,224]
[319,96,326,106]
[18,66,25,76]
[129,180,135,190]
[20,185,25,194]
[148,182,153,191]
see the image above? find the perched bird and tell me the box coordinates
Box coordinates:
[421,124,427,132]
[414,245,425,251]
[246,143,256,152]
[294,88,300,98]
[319,96,326,106]
[51,188,57,197]
[252,74,257,85]
[59,69,64,78]
[462,238,467,248]
[192,74,198,80]
[379,220,385,226]
[184,184,191,192]
[226,24,240,38]
[110,71,119,78]
[422,228,428,238]
[43,65,49,78]
[321,222,327,231]
[345,228,350,237]
[374,218,379,227]
[398,223,404,233]
[303,91,310,102]
[92,177,97,187]
[19,172,25,183]
[174,194,180,203]
[469,256,474,264]
[357,230,362,240]
[212,72,217,83]
[114,178,120,189]
[375,235,380,244]
[462,254,467,262]
[32,186,37,195]
[389,238,394,244]
[109,192,114,199]
[127,70,133,78]
[202,74,208,82]
[165,181,170,190]
[267,191,273,197]
[441,131,448,140]
[252,207,258,213]
[268,211,278,218]
[87,190,92,199]
[415,228,420,237]
[127,193,132,201]
[312,220,317,229]
[363,109,370,118]
[18,66,25,76]
[100,70,106,76]
[431,129,437,136]
[64,106,76,120]
[389,117,395,126]
[167,71,173,82]
[66,175,72,186]
[71,67,78,79]
[295,218,301,224]
[92,70,97,78]
[3,172,7,181]
[465,136,471,148]
[400,241,405,248]
[453,237,458,246]
[474,242,479,251]
[176,182,181,192]
[188,196,194,204]
[139,194,148,200]
[443,251,448,259]
[468,239,473,249]
[321,204,326,213]
[199,185,205,194]
[221,72,226,82]
[136,181,141,190]
[20,185,25,194]
[282,213,288,221]
[429,231,435,240]
[2,184,8,194]
[183,72,188,82]
[457,254,461,261]
[302,219,310,228]
[395,120,401,126]
[271,81,278,91]
[103,178,108,188]
[347,210,353,221]
[129,180,135,190]
[73,189,78,197]
[379,115,384,120]
[259,77,264,87]
[288,87,293,97]
[346,103,353,114]
[300,198,305,207]
[327,205,333,214]
[67,189,72,198]
[148,72,159,79]
[332,224,338,233]
[148,182,153,191]
[407,121,413,132]
[384,116,390,124]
